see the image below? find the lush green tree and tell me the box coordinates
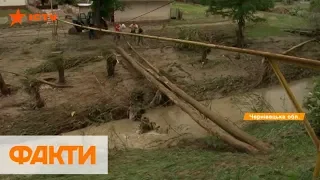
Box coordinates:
[91,0,124,26]
[207,0,270,47]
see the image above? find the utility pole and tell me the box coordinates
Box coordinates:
[95,0,101,27]
[51,0,57,40]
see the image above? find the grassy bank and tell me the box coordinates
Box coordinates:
[4,121,317,180]
[246,12,309,38]
[171,2,309,37]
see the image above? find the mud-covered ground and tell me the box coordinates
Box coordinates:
[0,18,319,136]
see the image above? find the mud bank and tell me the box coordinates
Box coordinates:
[64,78,313,149]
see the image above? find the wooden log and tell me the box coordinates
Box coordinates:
[126,43,272,152]
[116,47,259,154]
[59,19,320,68]
[0,73,10,95]
[106,55,117,77]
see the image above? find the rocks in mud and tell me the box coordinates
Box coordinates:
[138,117,160,134]
[128,87,173,121]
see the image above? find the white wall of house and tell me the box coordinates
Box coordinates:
[0,0,27,6]
[114,1,171,22]
[78,6,91,14]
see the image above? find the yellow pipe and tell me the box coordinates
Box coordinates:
[268,60,319,148]
[314,152,320,179]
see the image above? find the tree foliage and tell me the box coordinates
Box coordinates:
[207,0,271,47]
[208,0,269,24]
[91,0,124,18]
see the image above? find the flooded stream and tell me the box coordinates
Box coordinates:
[64,78,314,149]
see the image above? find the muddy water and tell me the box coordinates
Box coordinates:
[64,78,314,149]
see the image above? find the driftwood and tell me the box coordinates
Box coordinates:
[125,44,271,152]
[283,28,320,37]
[117,46,260,154]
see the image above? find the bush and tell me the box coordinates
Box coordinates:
[304,78,320,136]
[310,0,320,29]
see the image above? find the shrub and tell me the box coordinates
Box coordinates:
[304,78,320,136]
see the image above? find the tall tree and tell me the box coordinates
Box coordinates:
[207,0,272,47]
[91,0,124,26]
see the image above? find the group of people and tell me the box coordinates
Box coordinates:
[114,21,144,45]
[87,17,144,45]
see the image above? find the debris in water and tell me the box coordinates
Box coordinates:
[138,117,160,134]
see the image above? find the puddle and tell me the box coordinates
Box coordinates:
[64,78,314,149]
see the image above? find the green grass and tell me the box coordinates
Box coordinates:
[171,2,310,37]
[246,12,309,38]
[0,9,30,17]
[170,2,226,25]
[275,1,310,10]
[3,121,318,180]
[172,2,208,19]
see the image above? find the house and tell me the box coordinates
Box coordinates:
[115,0,172,23]
[77,2,93,14]
[0,0,27,9]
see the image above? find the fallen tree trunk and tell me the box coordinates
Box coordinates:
[0,73,10,95]
[126,43,272,152]
[117,46,259,154]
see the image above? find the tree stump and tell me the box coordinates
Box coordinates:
[21,79,45,109]
[0,73,10,95]
[30,81,45,109]
[51,51,65,84]
[106,55,117,77]
[200,48,211,67]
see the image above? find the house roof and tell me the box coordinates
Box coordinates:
[77,1,93,7]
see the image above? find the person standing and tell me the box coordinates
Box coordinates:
[120,23,127,40]
[88,16,95,40]
[114,23,121,44]
[137,26,144,45]
[129,22,139,41]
